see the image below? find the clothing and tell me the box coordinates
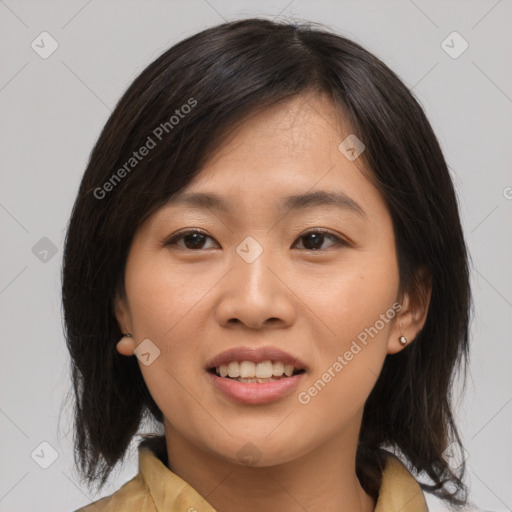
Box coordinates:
[75,435,429,511]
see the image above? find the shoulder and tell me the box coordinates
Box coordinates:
[376,453,428,512]
[71,472,156,512]
[380,451,481,512]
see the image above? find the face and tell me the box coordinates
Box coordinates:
[115,94,425,467]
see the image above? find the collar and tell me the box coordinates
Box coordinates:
[136,435,428,512]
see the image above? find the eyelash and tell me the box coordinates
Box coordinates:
[164,228,349,252]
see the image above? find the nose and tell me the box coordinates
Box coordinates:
[215,246,296,330]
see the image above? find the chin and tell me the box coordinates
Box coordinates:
[206,433,309,468]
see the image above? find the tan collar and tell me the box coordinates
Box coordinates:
[373,453,429,512]
[135,436,428,512]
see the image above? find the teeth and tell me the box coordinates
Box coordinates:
[256,361,273,378]
[272,361,284,375]
[215,360,301,378]
[238,377,278,383]
[284,364,294,377]
[227,361,240,378]
[240,361,256,378]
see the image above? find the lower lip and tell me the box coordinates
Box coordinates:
[207,371,305,404]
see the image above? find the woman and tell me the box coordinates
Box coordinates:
[62,18,472,512]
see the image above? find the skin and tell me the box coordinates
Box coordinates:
[114,93,430,512]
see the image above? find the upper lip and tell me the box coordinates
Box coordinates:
[206,346,308,372]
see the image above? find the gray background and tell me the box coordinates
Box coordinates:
[1,1,511,511]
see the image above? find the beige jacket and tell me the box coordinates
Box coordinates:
[75,436,428,512]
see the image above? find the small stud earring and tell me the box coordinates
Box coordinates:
[398,335,407,345]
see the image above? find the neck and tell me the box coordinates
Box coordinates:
[163,420,375,512]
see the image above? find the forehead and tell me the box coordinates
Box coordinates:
[211,93,350,160]
[160,94,385,221]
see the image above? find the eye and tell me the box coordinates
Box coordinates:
[293,229,348,251]
[165,229,218,250]
[164,228,348,251]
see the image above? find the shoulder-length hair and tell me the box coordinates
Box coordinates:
[61,17,471,507]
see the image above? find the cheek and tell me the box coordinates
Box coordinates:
[295,282,397,432]
[124,254,217,408]
[296,242,399,409]
[308,246,399,349]
[124,253,214,342]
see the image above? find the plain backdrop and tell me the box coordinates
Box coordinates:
[0,1,511,511]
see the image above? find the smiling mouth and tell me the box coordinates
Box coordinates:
[208,360,306,383]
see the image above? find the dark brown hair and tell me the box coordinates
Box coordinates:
[61,18,471,507]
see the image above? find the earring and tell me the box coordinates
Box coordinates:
[398,335,408,345]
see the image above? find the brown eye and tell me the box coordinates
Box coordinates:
[293,230,347,251]
[165,230,218,250]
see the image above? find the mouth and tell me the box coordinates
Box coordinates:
[206,359,307,404]
[207,360,306,383]
[205,347,308,404]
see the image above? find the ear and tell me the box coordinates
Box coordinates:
[113,290,136,356]
[387,268,432,355]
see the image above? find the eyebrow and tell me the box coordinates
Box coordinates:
[167,190,367,218]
